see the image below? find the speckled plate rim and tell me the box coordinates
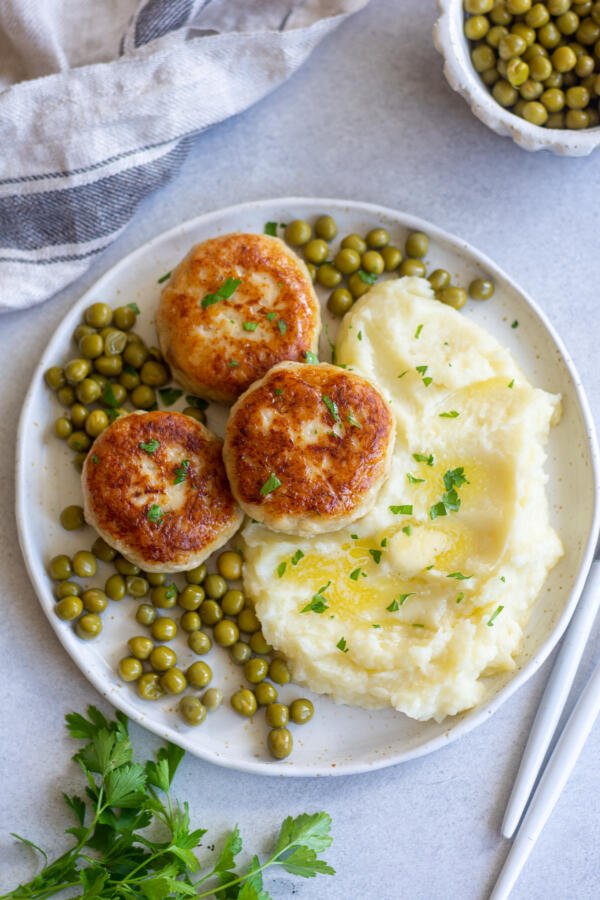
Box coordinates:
[15,197,600,777]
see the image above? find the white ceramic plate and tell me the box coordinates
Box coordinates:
[16,198,600,777]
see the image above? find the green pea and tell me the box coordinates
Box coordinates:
[75,613,103,640]
[314,215,337,241]
[255,682,278,705]
[85,409,109,438]
[140,360,169,387]
[316,264,342,289]
[303,239,329,265]
[334,248,361,275]
[341,233,367,254]
[487,24,509,48]
[188,630,212,655]
[182,406,206,423]
[464,0,494,12]
[347,272,372,299]
[72,452,87,472]
[244,657,269,684]
[541,87,566,111]
[114,557,141,576]
[538,22,562,48]
[128,635,154,660]
[493,78,518,106]
[105,574,126,601]
[546,111,566,127]
[526,3,550,28]
[202,687,223,711]
[75,378,101,406]
[119,369,140,391]
[123,341,149,369]
[217,549,243,580]
[55,595,84,621]
[136,603,156,626]
[269,658,291,685]
[238,608,261,634]
[498,34,527,60]
[428,269,451,291]
[523,99,549,124]
[231,688,257,717]
[150,616,177,642]
[365,227,390,249]
[575,54,595,78]
[160,668,187,695]
[82,589,108,614]
[469,277,495,300]
[137,673,163,701]
[59,505,85,531]
[305,262,317,282]
[94,355,122,377]
[200,599,223,626]
[381,245,403,271]
[230,641,252,665]
[213,619,240,647]
[149,645,177,671]
[405,232,429,258]
[566,84,590,108]
[72,551,97,578]
[65,358,92,385]
[187,660,212,688]
[465,14,490,40]
[507,58,530,86]
[45,366,65,391]
[266,702,289,728]
[48,554,72,581]
[54,581,82,600]
[361,251,384,276]
[204,574,227,599]
[146,572,167,586]
[290,698,314,724]
[249,631,272,655]
[566,107,590,127]
[57,385,76,407]
[118,657,143,682]
[151,584,178,609]
[113,306,137,331]
[472,44,497,72]
[327,288,353,318]
[179,696,207,725]
[437,286,468,310]
[179,584,205,610]
[221,589,244,616]
[284,220,312,246]
[267,727,293,759]
[519,78,544,100]
[511,22,536,46]
[79,333,104,360]
[85,302,113,328]
[399,259,427,278]
[54,417,73,440]
[131,385,157,409]
[180,611,201,632]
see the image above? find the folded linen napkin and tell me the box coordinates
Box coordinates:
[0,0,368,313]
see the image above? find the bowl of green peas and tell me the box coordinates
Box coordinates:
[434,0,600,155]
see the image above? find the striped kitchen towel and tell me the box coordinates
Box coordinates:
[0,0,368,313]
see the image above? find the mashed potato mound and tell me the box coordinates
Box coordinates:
[242,277,563,722]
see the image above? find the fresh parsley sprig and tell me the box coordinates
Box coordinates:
[1,706,335,899]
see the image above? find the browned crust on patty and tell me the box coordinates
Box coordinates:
[156,233,321,405]
[82,411,242,571]
[224,362,395,534]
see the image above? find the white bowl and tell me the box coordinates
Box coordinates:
[433,0,600,157]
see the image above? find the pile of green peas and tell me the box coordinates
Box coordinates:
[280,216,494,315]
[44,301,207,470]
[464,0,600,129]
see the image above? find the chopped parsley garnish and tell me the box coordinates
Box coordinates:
[416,365,431,385]
[302,581,332,614]
[102,383,119,408]
[264,221,278,236]
[447,572,471,580]
[304,351,319,364]
[200,277,242,308]
[243,321,258,332]
[500,575,506,583]
[274,388,284,396]
[139,439,160,454]
[185,395,209,409]
[429,502,448,520]
[423,377,432,387]
[157,272,171,284]
[123,363,137,376]
[372,623,381,629]
[347,410,362,428]
[350,534,359,540]
[91,454,99,464]
[165,583,177,600]
[277,319,287,335]
[357,330,363,341]
[487,605,504,626]
[387,599,400,612]
[174,459,190,485]
[413,452,434,466]
[407,473,425,484]
[430,468,468,519]
[369,549,382,565]
[402,525,412,536]
[439,410,459,418]
[291,550,304,566]
[444,467,469,491]
[322,395,340,421]
[508,379,514,388]
[388,592,415,612]
[398,370,408,379]
[158,387,183,406]
[414,324,424,339]
[389,504,413,515]
[456,592,464,604]
[381,537,388,547]
[336,637,349,653]
[147,504,163,524]
[266,311,277,322]
[412,624,425,629]
[349,567,363,581]
[511,320,519,329]
[260,472,282,496]
[229,360,240,368]
[127,302,140,313]
[277,561,287,578]
[358,269,377,284]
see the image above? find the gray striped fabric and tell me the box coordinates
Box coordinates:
[0,0,368,312]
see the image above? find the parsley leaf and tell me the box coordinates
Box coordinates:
[349,567,363,581]
[444,467,469,491]
[336,637,349,653]
[302,581,332,614]
[447,571,472,580]
[260,472,282,496]
[264,221,278,236]
[322,395,340,421]
[407,473,425,484]
[414,324,424,339]
[102,382,119,408]
[147,504,163,524]
[291,550,304,566]
[413,452,434,466]
[159,387,183,406]
[429,501,447,520]
[243,321,259,332]
[358,269,377,285]
[139,439,160,454]
[369,549,382,564]
[511,320,519,329]
[439,410,459,418]
[277,319,287,335]
[157,271,171,284]
[277,561,287,578]
[200,277,242,308]
[127,302,141,313]
[488,605,504,626]
[304,350,319,364]
[389,504,413,515]
[174,459,190,485]
[456,592,464,604]
[347,410,362,428]
[402,525,412,535]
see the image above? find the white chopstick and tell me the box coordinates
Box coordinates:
[502,559,600,839]
[491,629,600,900]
